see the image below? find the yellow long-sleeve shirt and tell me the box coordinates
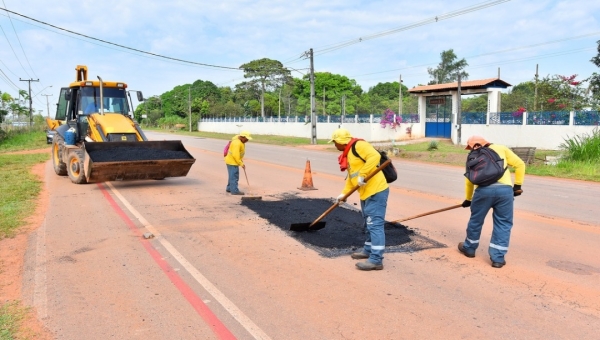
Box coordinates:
[464,144,525,200]
[343,140,389,200]
[224,136,245,167]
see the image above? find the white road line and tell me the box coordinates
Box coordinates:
[106,182,271,340]
[33,218,48,319]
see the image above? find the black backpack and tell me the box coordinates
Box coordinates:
[351,142,397,183]
[464,146,507,186]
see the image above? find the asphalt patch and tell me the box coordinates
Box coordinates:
[241,196,446,258]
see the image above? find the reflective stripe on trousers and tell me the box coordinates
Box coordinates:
[463,184,514,262]
[360,188,389,265]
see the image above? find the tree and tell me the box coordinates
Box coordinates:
[0,92,13,123]
[427,49,469,85]
[239,58,291,118]
[588,40,600,106]
[293,72,363,115]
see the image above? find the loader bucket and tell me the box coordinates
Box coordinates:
[83,141,196,183]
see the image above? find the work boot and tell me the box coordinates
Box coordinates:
[458,242,475,258]
[491,260,506,268]
[355,261,383,271]
[231,191,245,195]
[350,252,369,260]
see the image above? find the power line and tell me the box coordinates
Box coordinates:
[312,0,511,57]
[0,23,33,78]
[0,7,242,71]
[348,32,600,79]
[1,0,42,91]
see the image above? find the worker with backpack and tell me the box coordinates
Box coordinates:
[458,135,525,269]
[329,128,391,271]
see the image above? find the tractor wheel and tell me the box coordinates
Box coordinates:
[67,150,87,184]
[52,135,67,176]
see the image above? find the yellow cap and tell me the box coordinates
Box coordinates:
[465,135,489,150]
[239,131,253,140]
[329,128,353,144]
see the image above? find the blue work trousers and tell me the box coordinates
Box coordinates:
[462,184,514,263]
[226,164,240,194]
[359,188,389,265]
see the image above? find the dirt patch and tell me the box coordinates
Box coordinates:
[397,151,467,167]
[241,194,445,257]
[0,162,54,339]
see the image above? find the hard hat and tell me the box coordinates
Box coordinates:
[239,131,253,140]
[465,135,490,150]
[329,128,353,144]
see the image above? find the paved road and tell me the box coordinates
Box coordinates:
[152,131,600,225]
[22,133,599,339]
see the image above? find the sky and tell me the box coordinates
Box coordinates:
[1,0,600,113]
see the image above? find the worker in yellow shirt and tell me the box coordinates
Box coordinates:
[224,131,252,195]
[330,128,389,271]
[458,135,525,268]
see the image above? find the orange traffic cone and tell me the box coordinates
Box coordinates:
[298,160,318,190]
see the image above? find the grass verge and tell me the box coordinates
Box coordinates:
[145,128,330,146]
[0,131,47,153]
[0,153,48,239]
[0,301,34,340]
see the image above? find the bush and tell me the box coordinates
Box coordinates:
[560,128,600,162]
[427,140,439,151]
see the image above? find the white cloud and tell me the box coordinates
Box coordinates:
[0,0,599,110]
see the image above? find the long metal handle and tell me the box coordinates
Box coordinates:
[309,159,391,228]
[390,204,462,223]
[243,167,250,186]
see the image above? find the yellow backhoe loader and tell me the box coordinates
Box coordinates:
[47,65,195,184]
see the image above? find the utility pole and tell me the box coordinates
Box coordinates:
[323,86,326,115]
[533,64,539,111]
[188,86,192,132]
[42,94,53,118]
[304,48,317,145]
[342,94,346,127]
[398,74,403,116]
[20,78,39,127]
[457,74,462,146]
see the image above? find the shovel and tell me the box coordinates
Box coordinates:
[290,159,391,232]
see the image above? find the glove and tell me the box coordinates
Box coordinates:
[513,184,522,196]
[461,200,471,208]
[357,176,366,186]
[336,194,346,204]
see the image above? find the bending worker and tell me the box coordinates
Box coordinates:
[224,131,252,195]
[458,135,525,268]
[330,128,389,271]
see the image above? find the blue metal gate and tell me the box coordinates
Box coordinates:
[425,96,452,138]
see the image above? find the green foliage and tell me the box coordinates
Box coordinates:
[0,301,28,339]
[294,72,363,115]
[0,152,48,239]
[427,49,469,84]
[560,128,600,162]
[427,140,439,151]
[0,130,47,151]
[239,58,291,117]
[462,95,487,112]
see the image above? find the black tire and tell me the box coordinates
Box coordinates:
[67,150,88,184]
[52,135,67,176]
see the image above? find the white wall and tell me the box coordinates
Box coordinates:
[199,114,597,150]
[198,120,422,143]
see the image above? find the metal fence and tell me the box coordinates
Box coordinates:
[199,111,600,126]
